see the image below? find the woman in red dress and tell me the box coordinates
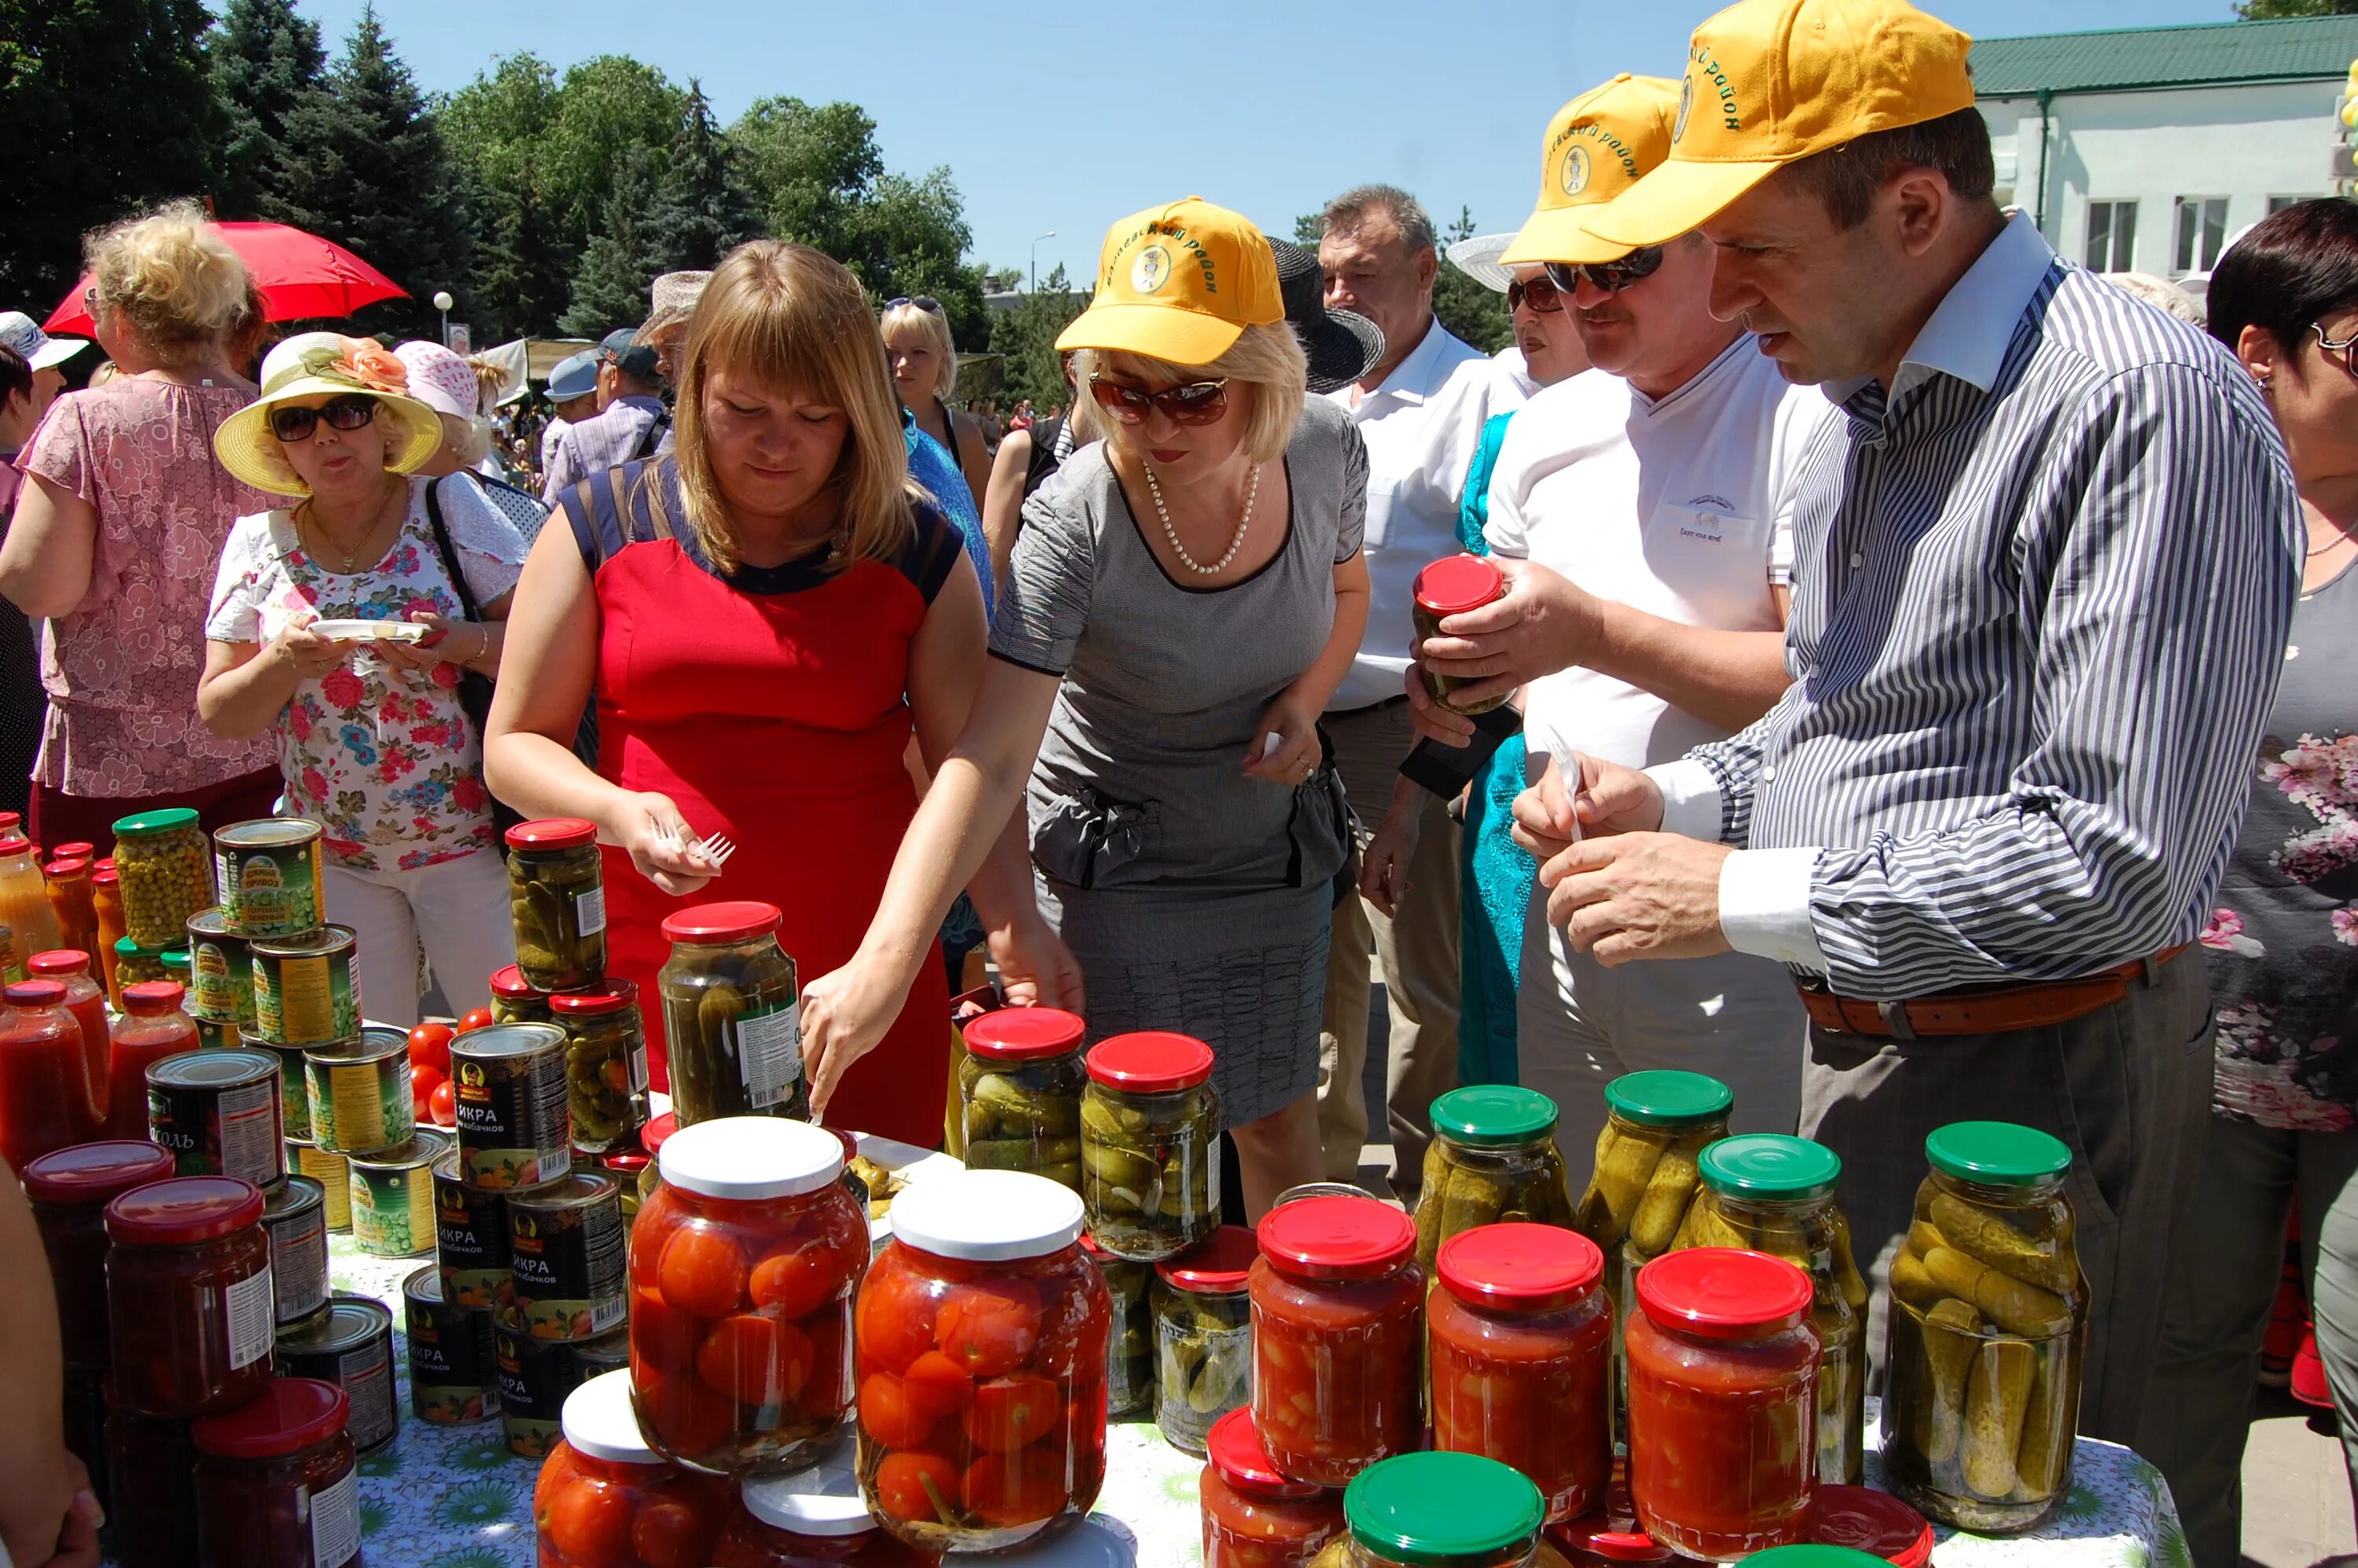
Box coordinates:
[483,242,1050,1146]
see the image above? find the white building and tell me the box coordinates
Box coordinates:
[1974,15,2358,281]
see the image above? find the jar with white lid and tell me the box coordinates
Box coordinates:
[713,1436,941,1566]
[534,1370,728,1567]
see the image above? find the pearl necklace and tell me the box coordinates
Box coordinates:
[1142,459,1259,576]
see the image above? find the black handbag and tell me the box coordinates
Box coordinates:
[423,476,525,839]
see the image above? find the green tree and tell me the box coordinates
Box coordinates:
[561,145,660,337]
[0,0,222,313]
[208,0,326,220]
[2235,0,2358,15]
[467,156,572,342]
[987,264,1087,417]
[1431,205,1510,354]
[642,81,762,274]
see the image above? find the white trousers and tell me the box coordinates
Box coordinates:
[323,848,516,1028]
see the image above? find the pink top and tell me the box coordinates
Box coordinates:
[14,380,277,796]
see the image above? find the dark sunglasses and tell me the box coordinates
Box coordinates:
[1505,275,1564,314]
[886,296,944,315]
[268,394,378,443]
[1086,374,1229,426]
[1543,247,1669,297]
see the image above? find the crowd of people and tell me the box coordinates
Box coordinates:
[0,0,2349,1560]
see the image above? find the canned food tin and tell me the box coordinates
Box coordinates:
[287,1135,351,1232]
[260,1174,331,1328]
[402,1266,499,1425]
[242,1032,314,1141]
[347,1130,450,1258]
[183,909,255,1026]
[495,1305,623,1459]
[145,1048,285,1193]
[249,924,358,1046]
[275,1295,399,1453]
[212,819,325,939]
[303,1028,414,1153]
[195,1016,238,1052]
[506,1173,627,1341]
[431,1149,521,1309]
[450,1023,570,1190]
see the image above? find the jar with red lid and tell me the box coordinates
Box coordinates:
[630,1117,866,1472]
[106,1174,277,1417]
[1081,1031,1219,1261]
[1079,1232,1155,1418]
[1155,1225,1258,1453]
[1544,1460,1672,1568]
[1412,557,1508,716]
[24,1139,177,1370]
[1430,1222,1612,1522]
[714,1437,942,1567]
[107,1405,200,1568]
[854,1168,1110,1552]
[959,1008,1085,1190]
[1199,1406,1343,1568]
[109,981,200,1141]
[29,946,108,1113]
[1249,1195,1423,1486]
[1809,1487,1934,1568]
[1623,1247,1817,1560]
[551,981,651,1154]
[191,1376,360,1566]
[534,1369,729,1568]
[0,976,102,1166]
[659,902,806,1123]
[492,964,553,1026]
[508,817,607,992]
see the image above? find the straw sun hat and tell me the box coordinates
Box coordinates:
[215,332,444,496]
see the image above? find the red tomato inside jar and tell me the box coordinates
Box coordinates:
[1199,1406,1342,1568]
[854,1168,1110,1554]
[713,1436,943,1567]
[628,1116,868,1473]
[538,1370,729,1567]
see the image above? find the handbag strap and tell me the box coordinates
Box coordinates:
[423,475,483,624]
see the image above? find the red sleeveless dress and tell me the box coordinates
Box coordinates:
[559,459,954,1147]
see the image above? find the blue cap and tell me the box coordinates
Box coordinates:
[597,329,660,379]
[545,351,598,402]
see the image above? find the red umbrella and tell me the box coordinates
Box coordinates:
[42,221,408,336]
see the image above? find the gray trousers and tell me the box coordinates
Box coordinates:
[2138,1114,2358,1568]
[1799,952,2213,1448]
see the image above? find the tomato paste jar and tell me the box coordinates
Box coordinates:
[28,946,108,1118]
[1249,1195,1423,1486]
[714,1437,942,1567]
[0,976,101,1163]
[1624,1248,1817,1560]
[23,1139,176,1371]
[190,1376,360,1566]
[1430,1222,1611,1522]
[854,1168,1111,1553]
[109,980,200,1141]
[535,1369,727,1568]
[630,1116,867,1473]
[1155,1225,1259,1454]
[1340,1451,1544,1568]
[1199,1406,1343,1568]
[107,1174,277,1417]
[93,865,127,1001]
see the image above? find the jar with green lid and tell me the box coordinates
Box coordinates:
[160,946,191,991]
[489,964,549,1026]
[1329,1451,1544,1568]
[1082,1032,1220,1261]
[957,1006,1085,1187]
[548,981,649,1154]
[1675,1135,1868,1485]
[656,902,806,1126]
[112,810,211,949]
[114,938,170,990]
[505,819,606,993]
[1885,1122,2086,1534]
[1154,1225,1258,1454]
[1577,1071,1733,1265]
[1412,1085,1575,1277]
[1080,1232,1155,1418]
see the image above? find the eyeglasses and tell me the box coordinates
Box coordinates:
[1087,375,1230,426]
[1543,247,1669,297]
[886,296,945,316]
[1505,275,1564,314]
[2312,321,2358,377]
[268,394,378,443]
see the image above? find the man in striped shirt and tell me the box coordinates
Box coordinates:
[1515,0,2302,1445]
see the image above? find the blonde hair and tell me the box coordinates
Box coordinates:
[438,412,494,468]
[84,200,252,368]
[880,299,958,399]
[674,241,916,575]
[1073,322,1306,466]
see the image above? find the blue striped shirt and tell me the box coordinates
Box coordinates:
[1651,215,2303,999]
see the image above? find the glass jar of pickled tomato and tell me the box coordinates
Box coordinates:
[1249,1195,1423,1487]
[629,1116,865,1474]
[107,1174,277,1418]
[1155,1225,1258,1455]
[1199,1406,1343,1568]
[1430,1222,1611,1522]
[959,1007,1086,1189]
[109,981,200,1143]
[1624,1247,1817,1560]
[190,1376,359,1567]
[23,1139,176,1371]
[855,1169,1111,1553]
[1081,1032,1220,1261]
[537,1370,728,1568]
[0,976,102,1165]
[714,1436,942,1567]
[1340,1451,1544,1568]
[28,947,108,1120]
[1079,1232,1155,1419]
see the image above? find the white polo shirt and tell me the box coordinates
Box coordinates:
[1325,318,1517,711]
[1484,335,1838,772]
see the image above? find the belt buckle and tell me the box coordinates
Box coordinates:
[1875,999,1919,1041]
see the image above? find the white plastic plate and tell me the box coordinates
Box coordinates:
[310,619,431,642]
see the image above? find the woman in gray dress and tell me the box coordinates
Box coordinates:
[802,197,1371,1214]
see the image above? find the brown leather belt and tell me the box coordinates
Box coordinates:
[1796,945,2190,1039]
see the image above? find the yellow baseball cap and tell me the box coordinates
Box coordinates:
[1499,75,1684,266]
[1056,196,1285,367]
[1586,0,1975,249]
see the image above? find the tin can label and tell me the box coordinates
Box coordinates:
[306,1052,413,1153]
[508,1193,627,1340]
[149,1073,285,1190]
[494,1325,585,1459]
[406,1294,499,1424]
[433,1173,513,1309]
[454,1046,569,1188]
[290,1141,351,1231]
[265,1206,329,1325]
[215,836,324,938]
[254,946,358,1045]
[351,1162,432,1257]
[188,934,255,1025]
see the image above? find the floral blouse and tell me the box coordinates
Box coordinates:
[205,476,526,872]
[2202,558,2358,1131]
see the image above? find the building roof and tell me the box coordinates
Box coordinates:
[1972,15,2358,98]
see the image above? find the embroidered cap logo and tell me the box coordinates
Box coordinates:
[1560,145,1592,197]
[1673,73,1695,144]
[1132,244,1173,296]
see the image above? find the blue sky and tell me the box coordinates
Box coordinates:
[320,0,2239,285]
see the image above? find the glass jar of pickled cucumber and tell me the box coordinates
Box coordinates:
[1673,1135,1868,1485]
[1155,1225,1258,1455]
[1412,558,1509,718]
[958,1008,1085,1188]
[1883,1122,2086,1534]
[658,903,806,1126]
[549,982,651,1155]
[113,809,211,950]
[1081,1033,1219,1261]
[1081,1232,1155,1419]
[1338,1452,1543,1568]
[490,964,551,1026]
[1413,1086,1576,1279]
[506,819,607,993]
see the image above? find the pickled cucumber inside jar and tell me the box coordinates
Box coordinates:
[1576,1070,1733,1260]
[1082,1232,1157,1419]
[957,1007,1085,1190]
[503,820,607,993]
[1081,1032,1220,1262]
[548,981,650,1155]
[1153,1225,1258,1455]
[1413,1085,1577,1279]
[656,902,806,1126]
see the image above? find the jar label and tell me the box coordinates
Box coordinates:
[574,885,607,938]
[338,1342,399,1450]
[269,1209,330,1324]
[627,1038,649,1095]
[308,1467,360,1567]
[736,1002,803,1110]
[225,1263,275,1369]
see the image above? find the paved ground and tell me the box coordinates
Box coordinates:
[2243,1386,2357,1568]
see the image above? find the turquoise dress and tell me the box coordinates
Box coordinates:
[1454,413,1535,1085]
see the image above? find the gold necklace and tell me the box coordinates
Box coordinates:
[299,478,405,573]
